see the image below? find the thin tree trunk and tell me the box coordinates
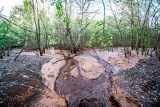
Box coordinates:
[108,0,127,58]
[157,45,160,61]
[131,18,134,50]
[7,36,11,56]
[0,49,3,59]
[102,0,106,36]
[2,47,5,56]
[31,0,43,56]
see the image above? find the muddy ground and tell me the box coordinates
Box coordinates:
[0,54,51,106]
[113,56,160,107]
[0,48,159,107]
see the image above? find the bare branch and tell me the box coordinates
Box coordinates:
[0,15,36,33]
[0,6,3,13]
[52,54,77,65]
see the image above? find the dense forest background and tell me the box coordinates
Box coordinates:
[0,0,160,58]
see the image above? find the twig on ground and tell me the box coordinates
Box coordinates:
[13,48,24,61]
[52,54,77,65]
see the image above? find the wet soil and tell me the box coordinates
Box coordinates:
[0,49,160,107]
[0,54,51,106]
[113,56,160,107]
[55,55,115,107]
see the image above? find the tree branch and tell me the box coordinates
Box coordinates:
[0,6,3,13]
[0,15,36,33]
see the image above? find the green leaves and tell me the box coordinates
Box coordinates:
[86,29,113,49]
[52,0,64,18]
[23,0,29,8]
[63,17,70,25]
[96,21,104,26]
[99,31,113,48]
[86,19,113,49]
[52,0,70,26]
[23,0,32,15]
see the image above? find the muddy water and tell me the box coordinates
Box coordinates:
[55,55,116,107]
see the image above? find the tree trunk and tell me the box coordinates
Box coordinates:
[7,38,10,56]
[0,49,3,59]
[31,0,43,56]
[2,47,5,56]
[157,45,160,61]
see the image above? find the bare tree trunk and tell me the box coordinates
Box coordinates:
[108,0,127,58]
[0,55,2,59]
[31,0,43,56]
[7,36,11,56]
[2,47,5,56]
[0,49,3,59]
[102,0,106,36]
[7,46,10,56]
[157,45,160,61]
[130,0,134,50]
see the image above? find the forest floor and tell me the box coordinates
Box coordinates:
[0,48,159,107]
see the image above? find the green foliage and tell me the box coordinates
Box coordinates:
[63,17,70,25]
[23,0,29,8]
[0,19,24,50]
[0,0,159,55]
[52,0,71,26]
[52,0,64,18]
[86,28,113,49]
[96,21,104,26]
[86,20,113,49]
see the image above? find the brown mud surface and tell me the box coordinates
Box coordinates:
[0,53,51,106]
[55,55,115,107]
[0,48,159,107]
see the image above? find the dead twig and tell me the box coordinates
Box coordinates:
[0,6,3,13]
[13,48,24,61]
[52,54,77,65]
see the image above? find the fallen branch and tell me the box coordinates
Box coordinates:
[52,54,77,65]
[13,48,24,61]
